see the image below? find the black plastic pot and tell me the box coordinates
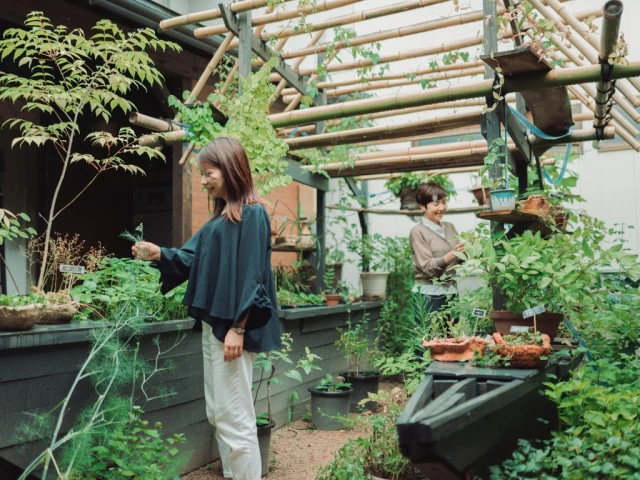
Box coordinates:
[341,371,381,412]
[257,421,275,476]
[308,385,352,430]
[399,186,419,210]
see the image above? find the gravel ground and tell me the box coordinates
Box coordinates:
[182,382,404,480]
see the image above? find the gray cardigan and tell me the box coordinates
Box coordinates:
[409,221,460,286]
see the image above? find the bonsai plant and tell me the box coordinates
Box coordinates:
[385,172,456,210]
[335,316,381,412]
[308,374,353,431]
[253,333,322,475]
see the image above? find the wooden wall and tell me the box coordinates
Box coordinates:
[0,303,381,476]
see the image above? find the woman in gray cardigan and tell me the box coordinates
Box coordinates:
[409,182,465,324]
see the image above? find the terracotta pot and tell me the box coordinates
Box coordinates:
[471,186,490,206]
[491,310,564,339]
[492,332,551,368]
[37,302,79,325]
[324,294,341,306]
[553,211,570,231]
[398,186,419,210]
[520,194,551,216]
[422,336,488,362]
[0,304,44,331]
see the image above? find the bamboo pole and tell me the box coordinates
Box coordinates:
[356,166,483,181]
[193,0,360,44]
[568,85,640,151]
[281,67,486,102]
[307,145,515,177]
[285,111,482,149]
[542,0,640,94]
[528,0,640,113]
[326,205,485,215]
[354,138,505,161]
[355,126,483,148]
[268,62,640,128]
[129,113,180,132]
[159,0,292,30]
[280,60,486,95]
[528,126,615,146]
[280,7,506,60]
[197,0,451,40]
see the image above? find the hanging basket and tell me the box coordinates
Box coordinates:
[0,304,46,331]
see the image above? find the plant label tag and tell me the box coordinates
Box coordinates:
[59,264,85,274]
[472,308,487,318]
[510,325,530,333]
[522,305,545,319]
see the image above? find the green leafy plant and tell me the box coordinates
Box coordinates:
[276,288,324,307]
[335,316,375,376]
[313,373,352,393]
[0,209,36,293]
[477,137,515,190]
[384,172,456,198]
[169,57,291,195]
[323,264,338,295]
[0,12,177,291]
[253,333,322,426]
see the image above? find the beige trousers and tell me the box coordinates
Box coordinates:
[202,322,260,480]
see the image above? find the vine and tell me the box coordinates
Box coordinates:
[168,57,291,195]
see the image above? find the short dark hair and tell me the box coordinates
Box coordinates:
[416,182,448,207]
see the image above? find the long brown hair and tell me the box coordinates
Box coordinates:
[198,137,264,222]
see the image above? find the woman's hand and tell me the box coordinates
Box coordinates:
[131,241,161,261]
[444,243,465,264]
[224,330,244,362]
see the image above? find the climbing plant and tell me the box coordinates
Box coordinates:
[168,57,291,195]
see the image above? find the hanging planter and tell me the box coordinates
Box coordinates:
[489,188,516,211]
[398,186,419,210]
[422,336,488,362]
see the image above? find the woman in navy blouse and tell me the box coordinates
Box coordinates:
[133,137,280,480]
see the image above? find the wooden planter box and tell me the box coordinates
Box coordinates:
[0,302,383,477]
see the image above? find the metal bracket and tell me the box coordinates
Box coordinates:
[285,158,329,191]
[218,3,308,95]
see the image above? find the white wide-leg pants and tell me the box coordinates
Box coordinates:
[202,322,261,480]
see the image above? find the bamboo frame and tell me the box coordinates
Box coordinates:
[281,67,486,102]
[326,205,485,215]
[542,0,640,94]
[267,63,640,128]
[193,0,360,42]
[354,138,496,161]
[355,166,483,181]
[159,0,291,30]
[284,111,482,150]
[306,145,514,177]
[280,60,486,95]
[528,0,640,110]
[197,0,452,40]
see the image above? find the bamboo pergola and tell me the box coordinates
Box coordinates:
[132,0,640,180]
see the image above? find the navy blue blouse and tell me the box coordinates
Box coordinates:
[156,203,281,353]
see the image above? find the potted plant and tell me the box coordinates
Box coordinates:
[308,374,353,431]
[491,330,551,368]
[469,173,490,206]
[459,217,640,337]
[385,172,456,210]
[253,333,322,475]
[323,264,341,306]
[336,316,382,412]
[347,233,393,299]
[269,201,315,250]
[478,138,517,211]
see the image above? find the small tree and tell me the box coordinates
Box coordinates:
[0,12,180,290]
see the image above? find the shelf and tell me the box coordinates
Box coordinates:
[476,209,552,238]
[272,244,316,253]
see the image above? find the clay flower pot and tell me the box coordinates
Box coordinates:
[520,194,551,216]
[324,294,341,306]
[422,336,488,362]
[492,332,551,368]
[471,186,490,206]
